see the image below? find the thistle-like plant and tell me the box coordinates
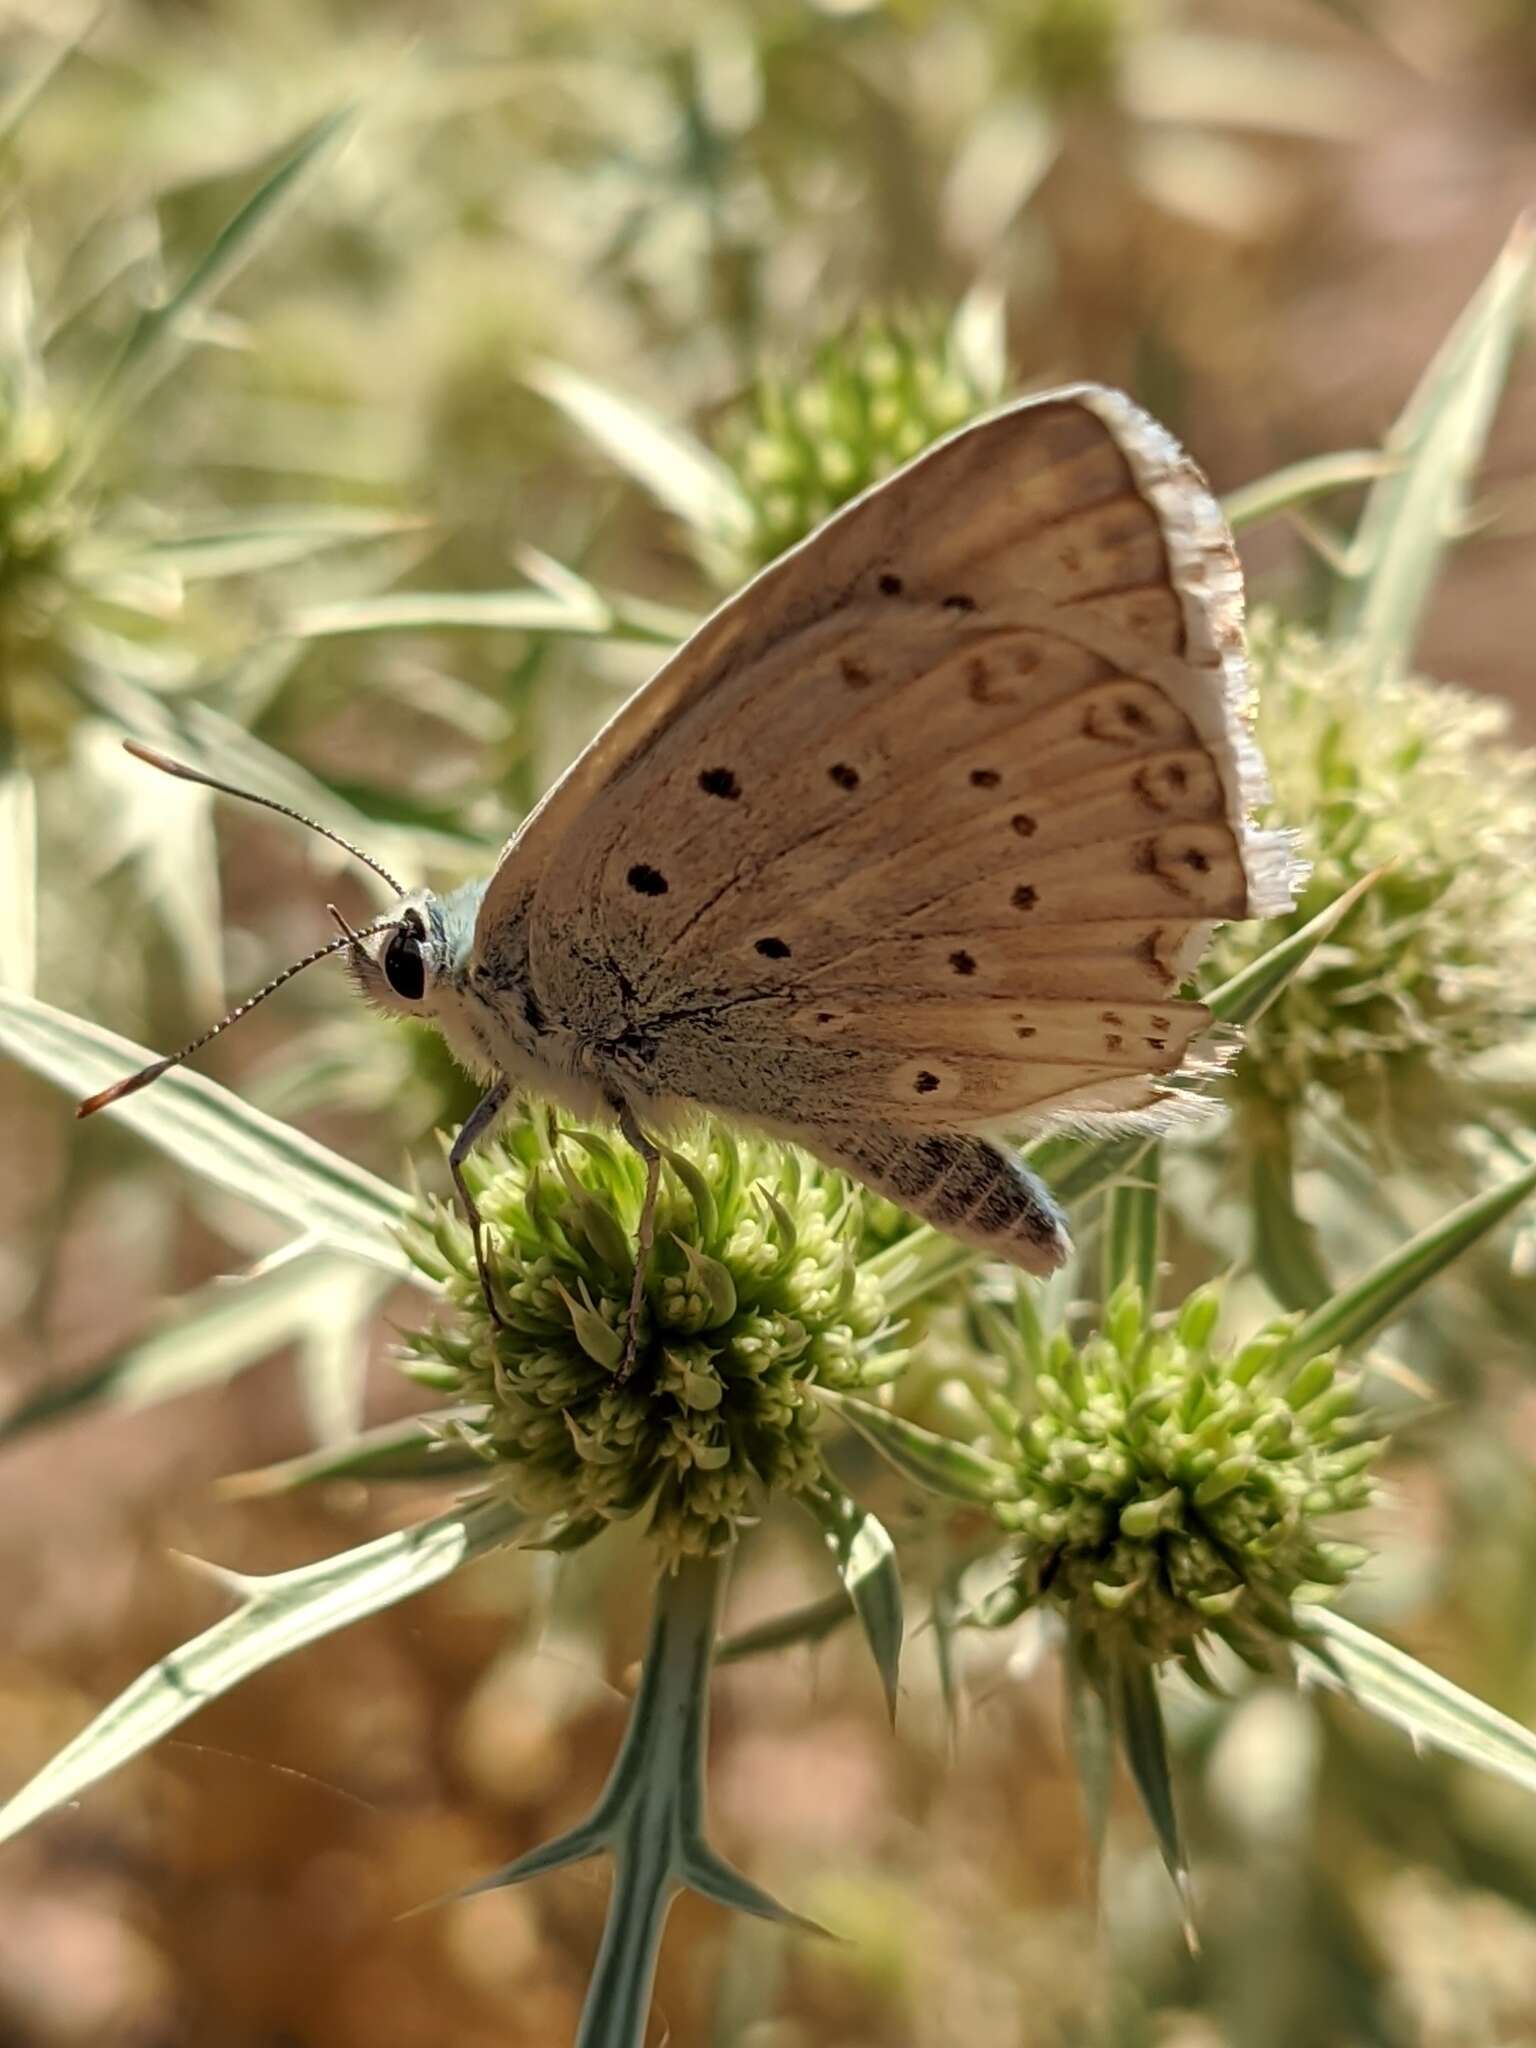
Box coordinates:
[1207,614,1536,1167]
[989,1281,1379,1674]
[4,880,1536,2043]
[398,1110,904,1563]
[6,227,1536,2048]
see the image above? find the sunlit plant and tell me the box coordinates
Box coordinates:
[3,215,1536,2048]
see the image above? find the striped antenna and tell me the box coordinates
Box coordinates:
[77,914,398,1118]
[121,741,406,896]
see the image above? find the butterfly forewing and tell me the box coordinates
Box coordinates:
[474,386,1292,1264]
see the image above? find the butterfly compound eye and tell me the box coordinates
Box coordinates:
[383,923,426,1002]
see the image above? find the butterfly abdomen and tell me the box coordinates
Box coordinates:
[821,1123,1071,1275]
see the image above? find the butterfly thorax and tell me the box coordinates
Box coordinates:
[461,891,621,1122]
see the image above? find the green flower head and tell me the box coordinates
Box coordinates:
[0,374,70,631]
[1207,613,1536,1161]
[711,309,1005,585]
[399,1110,899,1565]
[990,1282,1381,1672]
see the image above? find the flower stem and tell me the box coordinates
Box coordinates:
[575,1552,727,2048]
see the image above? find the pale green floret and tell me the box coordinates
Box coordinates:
[398,1109,898,1566]
[1009,0,1140,104]
[712,312,1004,583]
[992,1282,1382,1670]
[0,387,72,628]
[1207,613,1536,1161]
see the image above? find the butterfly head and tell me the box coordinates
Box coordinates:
[348,880,488,1025]
[75,745,498,1118]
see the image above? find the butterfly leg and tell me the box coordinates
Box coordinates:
[450,1078,513,1329]
[613,1097,661,1381]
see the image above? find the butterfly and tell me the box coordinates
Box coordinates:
[83,385,1293,1372]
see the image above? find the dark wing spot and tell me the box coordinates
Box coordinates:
[1183,846,1211,873]
[970,768,1001,789]
[1016,1025,1037,1039]
[914,1070,940,1093]
[1101,1011,1123,1024]
[967,657,1012,706]
[755,936,791,960]
[1147,1037,1167,1051]
[817,1011,835,1024]
[828,762,860,790]
[942,592,977,612]
[949,949,977,976]
[878,572,904,596]
[1010,813,1037,838]
[1105,1034,1124,1053]
[1012,885,1038,911]
[698,767,741,800]
[840,656,873,688]
[627,864,668,896]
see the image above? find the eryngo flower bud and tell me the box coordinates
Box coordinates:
[991,1281,1382,1668]
[399,1110,899,1564]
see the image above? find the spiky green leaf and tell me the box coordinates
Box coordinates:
[1220,450,1395,532]
[1114,1658,1198,1949]
[0,992,409,1269]
[1280,1158,1536,1366]
[1300,1609,1536,1800]
[0,1495,527,1849]
[823,1391,1018,1504]
[804,1481,904,1721]
[531,359,753,546]
[1332,216,1536,683]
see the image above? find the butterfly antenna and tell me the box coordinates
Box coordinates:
[121,740,406,897]
[76,914,398,1119]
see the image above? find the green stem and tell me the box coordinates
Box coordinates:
[1245,1101,1332,1312]
[575,1553,727,2048]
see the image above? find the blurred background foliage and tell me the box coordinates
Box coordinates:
[3,0,1536,2042]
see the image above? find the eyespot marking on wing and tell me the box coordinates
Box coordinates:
[967,657,1013,707]
[828,762,860,790]
[970,768,1000,788]
[1010,813,1037,838]
[1012,885,1038,911]
[756,936,791,960]
[698,768,741,799]
[878,573,903,596]
[627,864,669,896]
[949,949,977,976]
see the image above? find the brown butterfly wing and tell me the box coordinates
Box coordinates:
[473,387,1291,1262]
